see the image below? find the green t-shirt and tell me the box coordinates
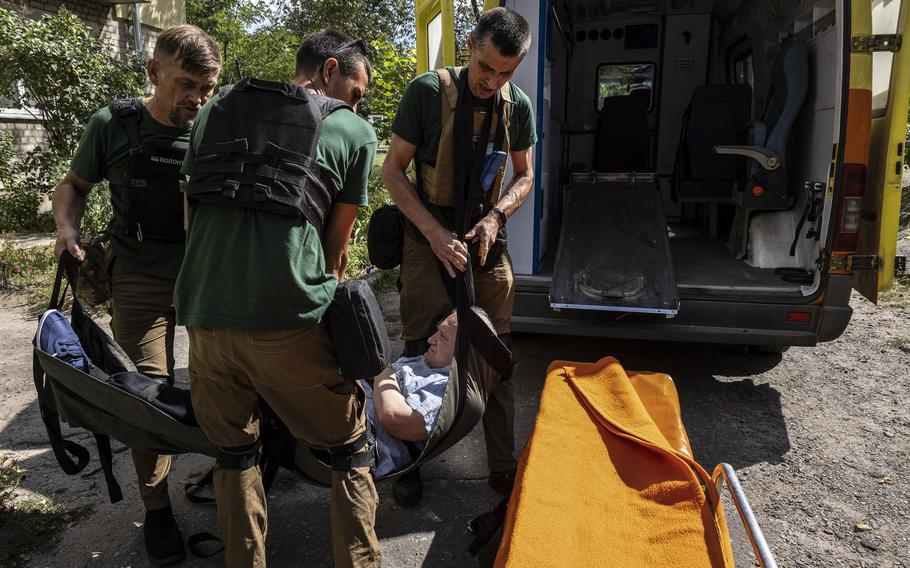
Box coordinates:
[390,68,538,168]
[174,93,377,331]
[70,99,190,279]
[391,69,537,236]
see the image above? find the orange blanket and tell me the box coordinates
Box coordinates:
[495,357,734,568]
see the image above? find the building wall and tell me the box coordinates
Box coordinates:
[0,0,183,156]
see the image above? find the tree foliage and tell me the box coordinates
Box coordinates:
[0,7,145,156]
[359,40,416,141]
[283,0,415,49]
[0,7,144,232]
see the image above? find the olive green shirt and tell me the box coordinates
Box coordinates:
[69,99,189,279]
[175,92,377,330]
[391,68,537,235]
[390,68,538,167]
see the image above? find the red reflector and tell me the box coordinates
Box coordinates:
[752,185,765,197]
[787,311,811,323]
[833,163,868,252]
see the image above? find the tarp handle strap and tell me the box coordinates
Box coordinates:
[93,432,123,503]
[31,351,91,476]
[49,251,81,310]
[260,411,292,496]
[43,253,122,503]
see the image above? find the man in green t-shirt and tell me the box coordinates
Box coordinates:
[177,30,380,568]
[381,7,536,506]
[51,25,221,566]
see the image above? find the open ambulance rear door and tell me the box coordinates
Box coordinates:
[849,0,910,303]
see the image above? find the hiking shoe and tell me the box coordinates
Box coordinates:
[144,506,186,566]
[487,469,517,496]
[36,309,93,372]
[392,467,423,508]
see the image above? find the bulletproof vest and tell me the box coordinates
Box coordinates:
[109,99,188,241]
[418,67,512,209]
[184,77,350,234]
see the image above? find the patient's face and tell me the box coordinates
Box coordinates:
[425,312,458,369]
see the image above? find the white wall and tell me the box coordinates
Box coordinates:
[503,0,542,275]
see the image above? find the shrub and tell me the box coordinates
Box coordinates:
[0,7,146,156]
[0,7,144,233]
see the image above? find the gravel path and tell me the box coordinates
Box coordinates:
[1,257,908,567]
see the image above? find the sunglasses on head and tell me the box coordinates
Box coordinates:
[333,38,366,56]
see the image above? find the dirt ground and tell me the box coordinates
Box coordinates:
[2,238,909,567]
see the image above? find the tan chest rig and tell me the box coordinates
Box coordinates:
[418,67,513,209]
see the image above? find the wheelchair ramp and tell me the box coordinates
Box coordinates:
[550,176,679,315]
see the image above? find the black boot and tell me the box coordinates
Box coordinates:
[487,468,517,496]
[144,506,186,566]
[393,467,423,507]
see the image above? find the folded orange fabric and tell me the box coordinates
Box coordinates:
[495,356,734,568]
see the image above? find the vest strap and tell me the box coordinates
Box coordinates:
[110,98,142,156]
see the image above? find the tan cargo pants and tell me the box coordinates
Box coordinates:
[398,232,517,472]
[109,259,176,512]
[188,323,381,568]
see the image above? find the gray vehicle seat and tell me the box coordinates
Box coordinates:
[714,41,809,256]
[594,89,651,172]
[673,84,752,202]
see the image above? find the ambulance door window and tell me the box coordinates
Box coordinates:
[596,63,655,111]
[427,12,443,71]
[871,0,903,116]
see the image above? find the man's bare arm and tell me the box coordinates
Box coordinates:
[52,170,93,261]
[381,134,467,277]
[372,368,429,442]
[322,202,359,280]
[466,146,535,266]
[495,146,535,217]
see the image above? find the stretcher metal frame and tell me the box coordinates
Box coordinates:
[714,463,779,568]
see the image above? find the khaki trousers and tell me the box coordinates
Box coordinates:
[110,259,176,511]
[398,232,517,472]
[188,323,381,568]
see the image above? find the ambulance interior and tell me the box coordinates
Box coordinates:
[541,0,841,314]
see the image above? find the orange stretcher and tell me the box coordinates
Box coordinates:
[494,356,777,568]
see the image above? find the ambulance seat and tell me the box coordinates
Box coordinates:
[673,84,752,202]
[714,41,809,212]
[594,89,650,173]
[714,41,809,257]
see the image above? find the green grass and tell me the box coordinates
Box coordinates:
[0,457,90,566]
[887,336,910,350]
[880,273,910,307]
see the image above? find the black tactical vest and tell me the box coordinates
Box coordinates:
[184,78,350,234]
[109,99,188,242]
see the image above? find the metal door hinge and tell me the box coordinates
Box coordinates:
[830,254,878,271]
[896,255,907,275]
[852,34,902,52]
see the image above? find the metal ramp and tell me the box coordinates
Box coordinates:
[549,174,679,315]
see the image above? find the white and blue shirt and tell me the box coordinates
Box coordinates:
[363,356,451,478]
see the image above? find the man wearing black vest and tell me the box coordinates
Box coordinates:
[381,8,536,506]
[51,25,221,566]
[176,30,380,567]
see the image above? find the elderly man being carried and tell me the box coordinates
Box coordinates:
[366,307,492,478]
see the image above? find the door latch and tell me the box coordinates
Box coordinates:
[852,34,902,52]
[830,254,878,271]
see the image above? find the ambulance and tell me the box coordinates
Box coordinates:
[415,0,908,349]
